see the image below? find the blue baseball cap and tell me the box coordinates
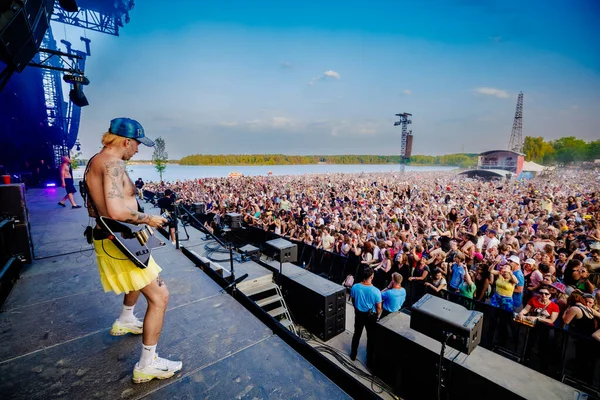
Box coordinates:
[108,117,155,147]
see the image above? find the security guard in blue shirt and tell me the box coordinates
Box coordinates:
[350,265,382,364]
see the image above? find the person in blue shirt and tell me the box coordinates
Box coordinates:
[448,254,466,292]
[508,255,525,311]
[350,266,382,363]
[381,273,406,318]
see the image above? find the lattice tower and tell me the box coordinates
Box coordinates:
[394,112,413,162]
[508,92,524,153]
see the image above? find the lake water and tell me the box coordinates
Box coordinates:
[74,164,457,182]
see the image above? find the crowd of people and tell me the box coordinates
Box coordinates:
[143,167,600,374]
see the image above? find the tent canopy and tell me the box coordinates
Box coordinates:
[522,161,545,172]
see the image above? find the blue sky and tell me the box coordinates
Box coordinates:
[54,0,600,159]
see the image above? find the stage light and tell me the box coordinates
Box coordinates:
[63,74,89,85]
[46,183,56,187]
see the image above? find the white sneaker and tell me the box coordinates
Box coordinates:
[132,354,183,383]
[110,318,143,336]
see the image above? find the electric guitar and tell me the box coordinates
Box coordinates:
[97,216,166,269]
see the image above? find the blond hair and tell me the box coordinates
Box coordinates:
[101,132,128,147]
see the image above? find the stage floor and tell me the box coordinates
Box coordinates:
[0,187,351,399]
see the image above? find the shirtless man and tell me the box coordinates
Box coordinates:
[84,118,182,383]
[57,156,81,208]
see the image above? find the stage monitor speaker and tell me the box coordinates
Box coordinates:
[192,202,205,214]
[410,294,483,355]
[224,212,242,230]
[0,0,52,72]
[265,237,297,263]
[239,244,260,258]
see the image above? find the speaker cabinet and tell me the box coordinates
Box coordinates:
[283,272,345,320]
[224,212,242,229]
[192,202,205,214]
[0,184,32,263]
[0,184,28,223]
[410,294,483,355]
[13,223,33,263]
[266,238,297,263]
[0,0,52,71]
[280,271,346,341]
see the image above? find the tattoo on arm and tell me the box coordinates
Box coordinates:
[105,161,125,199]
[124,206,151,225]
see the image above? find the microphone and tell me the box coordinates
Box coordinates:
[221,273,248,292]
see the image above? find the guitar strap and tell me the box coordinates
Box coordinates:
[82,154,102,224]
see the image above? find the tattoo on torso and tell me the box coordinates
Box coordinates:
[104,160,151,225]
[105,161,126,199]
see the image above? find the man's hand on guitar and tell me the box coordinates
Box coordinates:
[148,214,168,228]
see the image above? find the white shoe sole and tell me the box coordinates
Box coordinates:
[109,323,143,336]
[132,365,182,383]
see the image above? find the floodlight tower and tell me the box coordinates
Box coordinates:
[394,112,413,164]
[508,92,524,153]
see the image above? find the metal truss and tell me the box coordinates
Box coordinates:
[508,92,524,154]
[28,47,84,75]
[38,30,70,167]
[51,0,135,36]
[394,112,413,162]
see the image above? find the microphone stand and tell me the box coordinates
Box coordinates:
[179,205,241,292]
[173,196,180,250]
[176,209,190,242]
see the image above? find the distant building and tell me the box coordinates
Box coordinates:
[459,150,525,180]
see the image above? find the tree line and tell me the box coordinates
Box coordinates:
[523,136,600,164]
[179,153,479,167]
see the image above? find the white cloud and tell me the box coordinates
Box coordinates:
[308,70,341,85]
[219,121,238,127]
[324,70,341,79]
[330,121,378,137]
[403,89,412,95]
[245,119,262,128]
[241,117,293,130]
[473,87,510,98]
[270,117,292,128]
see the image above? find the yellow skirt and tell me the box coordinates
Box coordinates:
[93,239,162,295]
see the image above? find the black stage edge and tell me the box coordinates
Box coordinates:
[371,312,584,400]
[0,188,352,399]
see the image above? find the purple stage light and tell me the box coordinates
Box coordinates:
[46,183,56,187]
